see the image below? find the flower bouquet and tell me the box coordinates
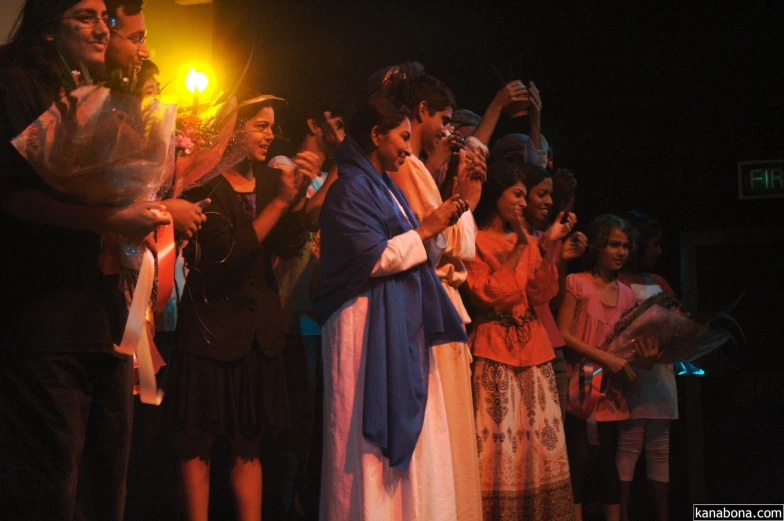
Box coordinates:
[603,293,731,365]
[11,85,177,206]
[171,93,287,197]
[171,96,245,196]
[567,293,733,422]
[11,84,177,405]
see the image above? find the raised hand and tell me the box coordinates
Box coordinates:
[561,231,588,260]
[274,162,304,205]
[544,211,576,243]
[510,207,529,245]
[461,147,487,182]
[493,80,529,111]
[528,81,542,125]
[452,149,486,212]
[292,150,323,184]
[416,194,468,241]
[427,126,462,173]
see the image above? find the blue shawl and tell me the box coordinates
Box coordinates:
[314,137,468,471]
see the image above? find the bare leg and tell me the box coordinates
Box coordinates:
[574,503,583,521]
[605,503,621,521]
[231,457,262,521]
[651,479,669,521]
[180,458,210,521]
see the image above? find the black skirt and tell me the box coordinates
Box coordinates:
[163,342,291,440]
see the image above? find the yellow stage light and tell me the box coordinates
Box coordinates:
[185,67,209,94]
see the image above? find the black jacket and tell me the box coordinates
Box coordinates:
[176,166,307,361]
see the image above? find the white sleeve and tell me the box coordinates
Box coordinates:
[370,229,428,277]
[424,231,447,266]
[442,210,477,261]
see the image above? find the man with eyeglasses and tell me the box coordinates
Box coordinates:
[105,0,148,80]
[105,0,209,243]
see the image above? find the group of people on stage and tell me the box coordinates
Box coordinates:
[0,1,681,520]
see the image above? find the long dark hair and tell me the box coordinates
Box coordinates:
[473,160,527,228]
[623,210,662,272]
[0,0,81,89]
[584,214,638,271]
[350,97,412,155]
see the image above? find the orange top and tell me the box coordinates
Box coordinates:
[465,230,558,367]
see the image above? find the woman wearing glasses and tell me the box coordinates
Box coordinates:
[0,1,171,520]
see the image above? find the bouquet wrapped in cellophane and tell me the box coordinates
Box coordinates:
[12,85,177,207]
[171,92,285,197]
[11,84,177,405]
[172,96,244,196]
[603,293,730,364]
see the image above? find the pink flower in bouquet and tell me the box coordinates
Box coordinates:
[171,99,245,196]
[175,131,195,156]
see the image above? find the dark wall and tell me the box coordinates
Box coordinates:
[213,0,783,317]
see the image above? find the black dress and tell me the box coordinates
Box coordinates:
[164,167,307,460]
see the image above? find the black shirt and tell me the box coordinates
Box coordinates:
[0,68,124,352]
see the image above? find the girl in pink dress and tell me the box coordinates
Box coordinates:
[556,214,658,521]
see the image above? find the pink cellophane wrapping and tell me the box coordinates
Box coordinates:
[172,98,249,196]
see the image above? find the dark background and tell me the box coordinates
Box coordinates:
[212,0,783,279]
[212,0,784,364]
[128,3,784,520]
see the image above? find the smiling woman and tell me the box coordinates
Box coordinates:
[0,0,109,84]
[162,89,312,521]
[314,98,471,521]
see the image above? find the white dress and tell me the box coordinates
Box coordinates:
[625,284,679,419]
[389,154,483,521]
[320,188,457,521]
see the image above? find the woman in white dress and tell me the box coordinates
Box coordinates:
[314,98,470,521]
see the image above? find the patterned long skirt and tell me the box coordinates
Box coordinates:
[473,357,575,521]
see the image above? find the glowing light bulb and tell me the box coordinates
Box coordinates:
[185,68,208,94]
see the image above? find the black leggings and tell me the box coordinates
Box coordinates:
[565,415,620,505]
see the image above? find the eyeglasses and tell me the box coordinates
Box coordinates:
[59,14,111,28]
[110,29,147,46]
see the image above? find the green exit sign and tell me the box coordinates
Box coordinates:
[738,160,784,200]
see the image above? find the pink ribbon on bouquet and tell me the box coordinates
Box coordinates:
[153,222,175,313]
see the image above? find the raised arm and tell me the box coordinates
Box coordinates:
[473,80,529,146]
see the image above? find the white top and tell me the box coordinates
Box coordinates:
[625,283,679,419]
